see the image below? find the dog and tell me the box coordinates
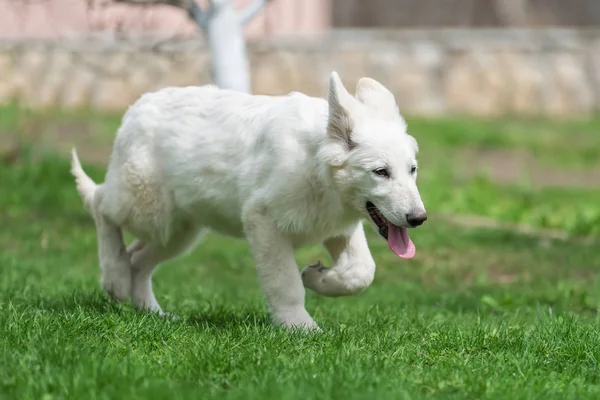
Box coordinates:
[71,71,427,331]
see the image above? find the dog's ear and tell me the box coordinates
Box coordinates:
[327,71,357,150]
[355,77,398,120]
[407,134,419,154]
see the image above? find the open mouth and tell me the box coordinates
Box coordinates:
[366,201,416,259]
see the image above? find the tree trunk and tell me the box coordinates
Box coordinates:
[207,1,250,92]
[113,0,269,93]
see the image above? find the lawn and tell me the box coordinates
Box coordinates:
[1,107,600,399]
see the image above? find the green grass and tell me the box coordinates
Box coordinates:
[2,109,600,399]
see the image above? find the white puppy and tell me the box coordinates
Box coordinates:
[71,71,427,331]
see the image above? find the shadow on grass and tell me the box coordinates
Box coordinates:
[6,289,273,331]
[4,283,598,340]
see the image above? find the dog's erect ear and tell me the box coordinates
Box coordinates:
[327,71,357,150]
[407,134,419,154]
[355,77,399,120]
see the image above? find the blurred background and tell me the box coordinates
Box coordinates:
[1,0,600,114]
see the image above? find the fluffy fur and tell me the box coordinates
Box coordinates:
[71,71,426,331]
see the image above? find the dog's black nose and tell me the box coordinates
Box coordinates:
[407,212,427,227]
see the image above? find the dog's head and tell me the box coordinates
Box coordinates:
[319,72,427,259]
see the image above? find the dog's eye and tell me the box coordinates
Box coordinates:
[373,168,390,178]
[410,166,417,175]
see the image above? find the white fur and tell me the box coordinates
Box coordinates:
[71,72,426,331]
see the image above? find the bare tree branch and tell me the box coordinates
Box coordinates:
[238,0,269,26]
[108,0,258,92]
[113,0,188,8]
[207,0,230,10]
[188,1,210,31]
[113,0,211,31]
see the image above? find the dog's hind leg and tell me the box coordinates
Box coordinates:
[94,210,132,302]
[71,149,131,301]
[301,222,376,297]
[127,227,206,315]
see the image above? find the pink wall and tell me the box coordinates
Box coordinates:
[0,0,331,40]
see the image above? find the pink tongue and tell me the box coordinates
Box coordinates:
[387,223,416,258]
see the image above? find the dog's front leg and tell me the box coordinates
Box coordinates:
[243,208,320,331]
[302,222,375,297]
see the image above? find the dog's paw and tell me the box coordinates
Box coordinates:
[302,260,348,297]
[302,261,372,297]
[272,307,321,333]
[101,272,131,302]
[301,260,327,289]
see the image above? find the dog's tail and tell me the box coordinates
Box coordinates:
[71,148,97,213]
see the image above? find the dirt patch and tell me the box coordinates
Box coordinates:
[438,213,598,244]
[449,148,600,189]
[0,118,113,165]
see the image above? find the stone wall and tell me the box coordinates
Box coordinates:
[1,29,599,116]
